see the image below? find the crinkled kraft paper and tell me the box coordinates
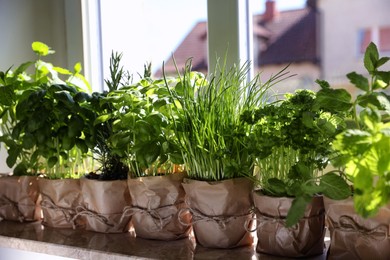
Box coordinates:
[182,177,254,248]
[0,175,40,222]
[253,192,325,257]
[79,178,131,233]
[39,178,82,228]
[127,173,191,240]
[324,197,390,260]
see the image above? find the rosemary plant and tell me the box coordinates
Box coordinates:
[88,52,131,180]
[94,54,183,178]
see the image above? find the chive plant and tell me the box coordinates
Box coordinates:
[165,61,287,181]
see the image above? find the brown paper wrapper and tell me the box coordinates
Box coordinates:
[127,173,191,240]
[253,192,325,257]
[182,177,254,249]
[324,197,390,260]
[39,178,83,229]
[78,178,131,233]
[0,175,40,222]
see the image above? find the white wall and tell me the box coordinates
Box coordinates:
[0,0,84,73]
[0,0,84,173]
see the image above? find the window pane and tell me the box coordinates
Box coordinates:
[380,26,390,52]
[358,28,372,54]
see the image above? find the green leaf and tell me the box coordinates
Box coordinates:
[266,178,287,196]
[76,139,88,154]
[286,195,311,227]
[357,93,390,111]
[36,130,47,144]
[136,142,161,167]
[13,61,34,76]
[377,95,390,114]
[0,85,15,106]
[315,79,330,89]
[319,173,351,200]
[13,163,28,176]
[62,135,75,150]
[301,183,324,196]
[53,67,71,75]
[22,133,35,149]
[376,57,390,68]
[376,71,390,86]
[53,91,75,106]
[315,88,352,112]
[48,156,58,168]
[32,42,55,56]
[74,92,91,103]
[6,146,20,168]
[347,72,369,91]
[286,181,302,197]
[288,162,311,181]
[372,79,387,90]
[74,63,82,74]
[94,114,112,125]
[68,116,84,137]
[364,42,379,72]
[301,111,314,128]
[135,120,153,136]
[169,152,184,164]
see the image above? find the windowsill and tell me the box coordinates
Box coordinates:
[0,220,328,259]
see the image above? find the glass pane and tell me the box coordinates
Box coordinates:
[100,0,207,80]
[379,26,390,52]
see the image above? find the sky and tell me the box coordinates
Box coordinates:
[100,0,307,78]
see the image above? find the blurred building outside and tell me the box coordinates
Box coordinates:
[159,0,390,94]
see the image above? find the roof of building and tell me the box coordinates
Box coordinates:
[257,8,319,65]
[157,4,319,76]
[159,21,208,76]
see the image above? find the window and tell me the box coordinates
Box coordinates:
[358,26,390,54]
[379,27,390,52]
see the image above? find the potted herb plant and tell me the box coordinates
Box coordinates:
[75,52,132,233]
[241,88,350,257]
[165,61,276,248]
[320,42,390,259]
[0,42,92,226]
[95,59,191,239]
[31,84,95,229]
[0,51,40,223]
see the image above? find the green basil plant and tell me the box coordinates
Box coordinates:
[0,42,94,178]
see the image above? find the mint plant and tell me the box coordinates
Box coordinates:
[319,42,390,218]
